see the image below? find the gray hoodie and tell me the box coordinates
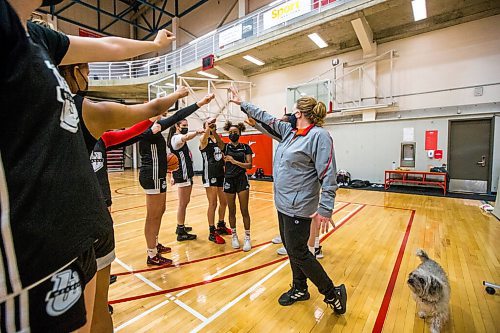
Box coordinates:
[241,102,338,219]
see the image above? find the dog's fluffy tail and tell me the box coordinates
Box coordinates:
[416,249,429,261]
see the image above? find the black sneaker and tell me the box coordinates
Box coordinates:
[175,225,192,234]
[108,304,114,315]
[324,284,347,314]
[109,274,117,285]
[177,229,197,241]
[216,221,232,235]
[278,285,310,306]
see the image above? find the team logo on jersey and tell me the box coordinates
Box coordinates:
[214,147,223,161]
[161,179,167,189]
[44,60,79,133]
[90,151,104,172]
[224,182,230,190]
[45,269,82,317]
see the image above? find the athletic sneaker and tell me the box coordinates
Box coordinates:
[147,254,173,266]
[242,237,251,251]
[278,285,310,306]
[177,230,197,241]
[209,232,225,244]
[175,225,192,234]
[108,304,113,315]
[315,246,324,259]
[272,235,282,244]
[277,247,287,255]
[324,284,347,315]
[157,243,172,254]
[231,234,240,249]
[216,221,232,235]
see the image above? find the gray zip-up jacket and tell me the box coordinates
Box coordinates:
[241,102,338,218]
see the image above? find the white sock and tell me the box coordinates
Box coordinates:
[147,248,158,258]
[308,246,315,255]
[314,237,320,248]
[244,230,250,239]
[231,228,237,235]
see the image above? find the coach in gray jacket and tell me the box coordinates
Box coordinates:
[229,87,347,315]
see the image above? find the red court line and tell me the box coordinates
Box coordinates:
[111,203,351,276]
[372,209,416,333]
[109,204,362,304]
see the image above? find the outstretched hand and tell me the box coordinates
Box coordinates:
[153,29,176,50]
[310,212,335,234]
[244,117,256,127]
[175,86,189,98]
[228,86,242,105]
[197,93,215,107]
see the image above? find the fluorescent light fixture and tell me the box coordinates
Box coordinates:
[243,55,265,66]
[411,0,427,21]
[197,71,219,79]
[308,33,328,49]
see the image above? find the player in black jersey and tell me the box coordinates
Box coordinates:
[1,1,178,331]
[221,121,254,252]
[138,95,214,266]
[167,120,204,241]
[199,118,232,244]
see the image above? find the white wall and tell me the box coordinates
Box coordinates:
[246,15,500,189]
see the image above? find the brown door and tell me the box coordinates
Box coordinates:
[448,119,491,193]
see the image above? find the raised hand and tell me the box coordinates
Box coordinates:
[228,86,242,105]
[196,128,205,135]
[175,86,189,98]
[197,93,215,107]
[244,117,256,127]
[153,29,176,50]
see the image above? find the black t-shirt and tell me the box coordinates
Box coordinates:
[73,94,98,154]
[224,142,253,178]
[0,0,111,292]
[200,137,224,179]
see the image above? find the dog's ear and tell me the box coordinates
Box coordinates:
[429,277,443,297]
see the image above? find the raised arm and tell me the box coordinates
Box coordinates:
[157,93,215,132]
[62,29,175,65]
[229,86,291,139]
[82,87,188,139]
[100,119,153,148]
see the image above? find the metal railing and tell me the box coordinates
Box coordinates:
[89,0,352,81]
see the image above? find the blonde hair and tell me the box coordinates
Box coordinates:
[296,96,327,127]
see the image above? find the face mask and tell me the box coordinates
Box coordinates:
[41,0,64,6]
[180,128,189,135]
[229,133,240,142]
[288,114,297,129]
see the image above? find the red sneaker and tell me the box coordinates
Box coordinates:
[209,232,225,244]
[216,222,232,235]
[156,243,172,254]
[147,254,173,266]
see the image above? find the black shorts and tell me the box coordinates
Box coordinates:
[173,177,193,188]
[223,174,250,194]
[203,175,224,188]
[139,175,167,194]
[94,227,115,271]
[0,247,96,333]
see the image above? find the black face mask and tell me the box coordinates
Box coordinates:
[180,128,189,135]
[41,0,64,6]
[229,133,240,142]
[288,114,297,129]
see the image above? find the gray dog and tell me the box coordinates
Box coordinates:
[407,249,450,333]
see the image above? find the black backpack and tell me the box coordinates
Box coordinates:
[336,170,351,187]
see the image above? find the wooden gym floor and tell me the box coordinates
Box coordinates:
[107,170,499,333]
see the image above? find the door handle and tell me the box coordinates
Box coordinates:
[477,155,486,167]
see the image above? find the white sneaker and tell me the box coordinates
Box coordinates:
[276,247,287,255]
[315,246,324,259]
[243,237,252,252]
[232,235,240,249]
[271,235,282,244]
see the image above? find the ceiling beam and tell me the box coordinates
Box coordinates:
[179,0,209,18]
[351,16,376,56]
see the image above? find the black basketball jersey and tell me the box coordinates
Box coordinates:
[0,1,111,294]
[73,94,97,154]
[170,134,194,181]
[224,142,253,178]
[90,139,112,207]
[200,137,224,179]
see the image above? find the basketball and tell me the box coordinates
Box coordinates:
[167,153,179,172]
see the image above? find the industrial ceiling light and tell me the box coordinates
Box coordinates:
[197,71,219,79]
[243,55,265,66]
[308,33,328,48]
[411,0,427,21]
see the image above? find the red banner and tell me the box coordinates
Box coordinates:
[222,134,273,176]
[79,28,103,38]
[425,130,438,150]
